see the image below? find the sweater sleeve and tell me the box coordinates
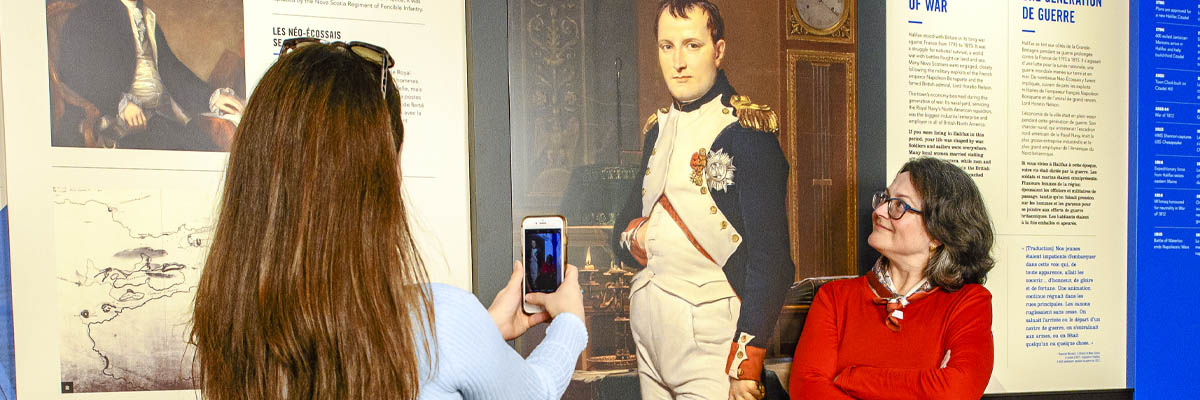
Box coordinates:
[789,283,855,400]
[422,284,588,400]
[835,286,994,400]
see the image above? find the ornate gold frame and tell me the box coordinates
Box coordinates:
[787,0,856,44]
[785,50,858,279]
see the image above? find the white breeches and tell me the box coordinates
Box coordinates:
[630,281,740,399]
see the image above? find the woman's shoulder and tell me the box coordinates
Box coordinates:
[425,283,491,326]
[809,275,868,306]
[427,282,472,299]
[427,283,485,310]
[422,284,505,354]
[941,283,993,314]
[820,275,868,294]
[948,283,992,301]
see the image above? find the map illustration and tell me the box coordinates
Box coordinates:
[54,188,215,393]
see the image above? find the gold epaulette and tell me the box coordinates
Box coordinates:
[730,95,779,134]
[642,109,665,135]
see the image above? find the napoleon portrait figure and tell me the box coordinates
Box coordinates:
[610,1,794,399]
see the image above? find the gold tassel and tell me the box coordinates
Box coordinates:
[642,112,659,135]
[729,95,779,134]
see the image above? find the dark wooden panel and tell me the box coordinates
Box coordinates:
[785,50,858,280]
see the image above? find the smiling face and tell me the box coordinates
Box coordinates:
[656,6,725,103]
[868,172,940,265]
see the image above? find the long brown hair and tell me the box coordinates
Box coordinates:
[190,43,434,399]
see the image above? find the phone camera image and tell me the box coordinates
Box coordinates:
[524,229,563,293]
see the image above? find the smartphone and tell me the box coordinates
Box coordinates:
[522,215,566,314]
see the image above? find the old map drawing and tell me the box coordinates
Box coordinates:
[54,188,215,393]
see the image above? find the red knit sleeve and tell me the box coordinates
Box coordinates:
[835,285,994,400]
[789,283,855,400]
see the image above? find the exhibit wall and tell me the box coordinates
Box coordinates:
[0,0,471,397]
[0,37,16,400]
[502,1,866,396]
[887,0,1129,393]
[1131,0,1200,398]
[0,0,1195,399]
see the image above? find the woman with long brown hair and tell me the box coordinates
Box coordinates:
[190,39,586,400]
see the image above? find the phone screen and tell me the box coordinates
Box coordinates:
[524,228,563,293]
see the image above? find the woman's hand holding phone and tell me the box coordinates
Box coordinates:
[488,261,585,340]
[524,263,584,321]
[488,261,551,340]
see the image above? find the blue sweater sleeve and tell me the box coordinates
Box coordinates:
[419,284,588,400]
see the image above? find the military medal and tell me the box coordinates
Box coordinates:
[689,148,708,187]
[689,148,736,192]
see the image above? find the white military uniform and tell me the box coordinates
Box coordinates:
[629,93,744,399]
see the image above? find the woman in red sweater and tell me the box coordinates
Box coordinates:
[790,157,995,400]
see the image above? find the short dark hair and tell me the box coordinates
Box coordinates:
[653,0,725,43]
[900,157,995,291]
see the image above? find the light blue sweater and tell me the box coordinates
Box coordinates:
[418,283,588,399]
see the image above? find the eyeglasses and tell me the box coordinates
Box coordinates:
[872,191,923,220]
[278,37,396,97]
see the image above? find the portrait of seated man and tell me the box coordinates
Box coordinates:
[51,0,245,151]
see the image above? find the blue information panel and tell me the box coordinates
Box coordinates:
[1136,0,1200,397]
[1140,1,1200,259]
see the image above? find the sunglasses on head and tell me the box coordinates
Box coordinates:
[278,37,396,97]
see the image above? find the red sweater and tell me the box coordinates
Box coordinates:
[789,276,993,400]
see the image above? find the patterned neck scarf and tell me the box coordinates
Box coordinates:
[866,258,938,332]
